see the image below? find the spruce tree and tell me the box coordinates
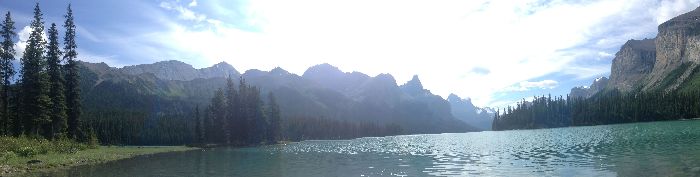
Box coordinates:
[210,88,227,143]
[0,11,15,135]
[238,78,249,143]
[224,76,237,143]
[19,3,51,136]
[249,87,264,144]
[266,92,280,143]
[203,107,213,143]
[63,4,82,139]
[46,23,67,139]
[194,105,203,144]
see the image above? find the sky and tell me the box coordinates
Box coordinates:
[0,0,699,108]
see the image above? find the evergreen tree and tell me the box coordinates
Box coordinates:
[63,4,82,139]
[210,88,226,143]
[203,107,214,143]
[266,92,280,143]
[46,23,67,139]
[224,77,237,144]
[19,3,51,136]
[237,78,249,143]
[0,11,15,135]
[248,87,265,144]
[194,105,203,144]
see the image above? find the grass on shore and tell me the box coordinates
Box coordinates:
[0,136,196,176]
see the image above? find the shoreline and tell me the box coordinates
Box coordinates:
[1,146,198,176]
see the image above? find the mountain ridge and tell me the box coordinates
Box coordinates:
[120,60,240,81]
[78,60,483,134]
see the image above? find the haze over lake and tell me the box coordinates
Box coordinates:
[3,1,700,177]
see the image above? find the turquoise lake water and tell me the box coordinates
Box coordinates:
[31,120,700,177]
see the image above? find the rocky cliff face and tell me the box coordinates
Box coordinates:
[607,39,656,91]
[579,6,700,94]
[644,7,700,91]
[121,60,240,81]
[570,77,609,98]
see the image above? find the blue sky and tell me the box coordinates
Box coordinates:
[1,0,699,108]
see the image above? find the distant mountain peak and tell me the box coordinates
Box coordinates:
[447,94,473,106]
[120,60,240,81]
[375,73,397,84]
[130,60,193,69]
[447,93,470,102]
[209,61,234,69]
[303,63,343,77]
[270,67,290,75]
[400,75,424,95]
[447,93,460,101]
[570,76,609,98]
[448,92,492,131]
[407,75,423,89]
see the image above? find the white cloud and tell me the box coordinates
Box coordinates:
[159,1,206,22]
[503,80,559,92]
[12,26,31,58]
[13,25,48,58]
[138,0,700,107]
[598,51,614,58]
[653,0,699,24]
[188,0,198,7]
[562,64,611,80]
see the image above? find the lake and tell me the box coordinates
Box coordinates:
[29,120,700,177]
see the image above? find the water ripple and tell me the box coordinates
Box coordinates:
[28,120,700,177]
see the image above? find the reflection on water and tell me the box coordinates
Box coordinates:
[28,120,700,177]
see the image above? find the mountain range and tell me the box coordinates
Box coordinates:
[78,60,494,135]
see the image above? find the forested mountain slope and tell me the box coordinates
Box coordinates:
[77,61,479,144]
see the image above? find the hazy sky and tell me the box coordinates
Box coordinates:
[1,0,699,108]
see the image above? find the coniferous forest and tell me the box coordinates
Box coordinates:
[0,4,91,142]
[492,89,700,130]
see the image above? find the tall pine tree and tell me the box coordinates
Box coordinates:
[194,105,204,144]
[63,4,82,140]
[266,92,280,143]
[0,11,15,135]
[46,23,67,139]
[238,78,249,143]
[209,88,227,143]
[19,3,51,136]
[225,76,237,144]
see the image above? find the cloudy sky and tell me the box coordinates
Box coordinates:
[1,0,699,108]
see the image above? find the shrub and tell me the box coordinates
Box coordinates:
[0,151,17,163]
[0,136,91,157]
[16,146,42,157]
[53,138,88,154]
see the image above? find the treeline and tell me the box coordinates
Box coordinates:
[80,75,407,145]
[85,111,193,145]
[166,76,405,145]
[195,77,281,145]
[492,89,700,130]
[0,4,90,142]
